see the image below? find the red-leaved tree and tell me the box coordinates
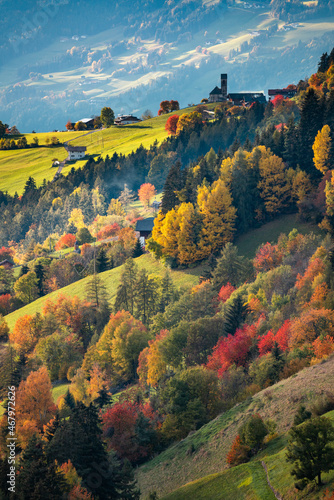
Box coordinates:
[206,323,258,376]
[218,283,236,303]
[97,223,121,241]
[253,242,283,274]
[165,114,179,135]
[102,401,158,463]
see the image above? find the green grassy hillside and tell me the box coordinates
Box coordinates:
[163,462,277,500]
[136,356,334,498]
[0,107,197,195]
[4,253,202,331]
[235,213,324,258]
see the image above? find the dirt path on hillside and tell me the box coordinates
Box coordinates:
[261,461,283,500]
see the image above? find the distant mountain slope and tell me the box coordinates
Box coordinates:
[1,0,334,131]
[136,356,334,498]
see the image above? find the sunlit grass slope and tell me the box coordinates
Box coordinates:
[137,357,334,498]
[4,253,202,331]
[0,107,197,195]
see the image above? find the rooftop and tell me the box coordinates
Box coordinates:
[135,218,155,232]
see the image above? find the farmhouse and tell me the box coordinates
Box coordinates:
[115,115,142,126]
[0,260,14,269]
[65,145,87,160]
[77,117,95,129]
[268,86,297,100]
[228,92,266,105]
[135,217,155,248]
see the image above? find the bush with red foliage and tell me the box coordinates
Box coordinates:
[102,401,158,464]
[218,283,236,303]
[206,323,257,376]
[0,246,15,262]
[55,233,76,250]
[97,223,121,241]
[226,435,250,466]
[258,320,291,356]
[258,330,275,356]
[271,94,285,108]
[253,242,283,274]
[0,294,12,315]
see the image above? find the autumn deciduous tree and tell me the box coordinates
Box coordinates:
[176,111,203,135]
[14,271,39,304]
[226,435,250,466]
[258,154,291,216]
[66,120,74,130]
[55,233,76,250]
[158,100,179,114]
[197,178,236,257]
[313,124,332,174]
[253,242,283,273]
[165,114,179,135]
[10,314,44,355]
[0,293,12,315]
[206,323,257,376]
[16,367,56,446]
[286,417,334,488]
[138,183,157,207]
[312,335,334,360]
[82,311,150,383]
[218,283,236,303]
[271,94,285,108]
[290,308,334,348]
[102,401,158,463]
[97,222,121,240]
[140,329,169,387]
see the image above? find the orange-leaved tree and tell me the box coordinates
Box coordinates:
[16,366,56,447]
[138,183,157,207]
[10,313,44,355]
[55,233,76,250]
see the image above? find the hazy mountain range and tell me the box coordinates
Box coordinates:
[0,0,333,131]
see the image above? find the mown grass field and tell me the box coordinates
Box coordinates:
[4,253,203,331]
[0,107,198,195]
[136,356,334,498]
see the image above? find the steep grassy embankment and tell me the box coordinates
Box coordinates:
[4,253,203,331]
[136,356,334,498]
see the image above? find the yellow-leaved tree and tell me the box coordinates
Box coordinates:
[68,208,85,230]
[177,202,202,265]
[197,178,236,257]
[312,124,331,174]
[258,154,291,216]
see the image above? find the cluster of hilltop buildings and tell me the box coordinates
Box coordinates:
[209,74,297,105]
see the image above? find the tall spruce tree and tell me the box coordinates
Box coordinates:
[85,273,109,309]
[298,87,323,178]
[161,161,183,214]
[17,435,67,500]
[135,269,156,325]
[47,402,140,499]
[114,258,138,315]
[96,247,109,273]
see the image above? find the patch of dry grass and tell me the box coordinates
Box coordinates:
[137,356,334,498]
